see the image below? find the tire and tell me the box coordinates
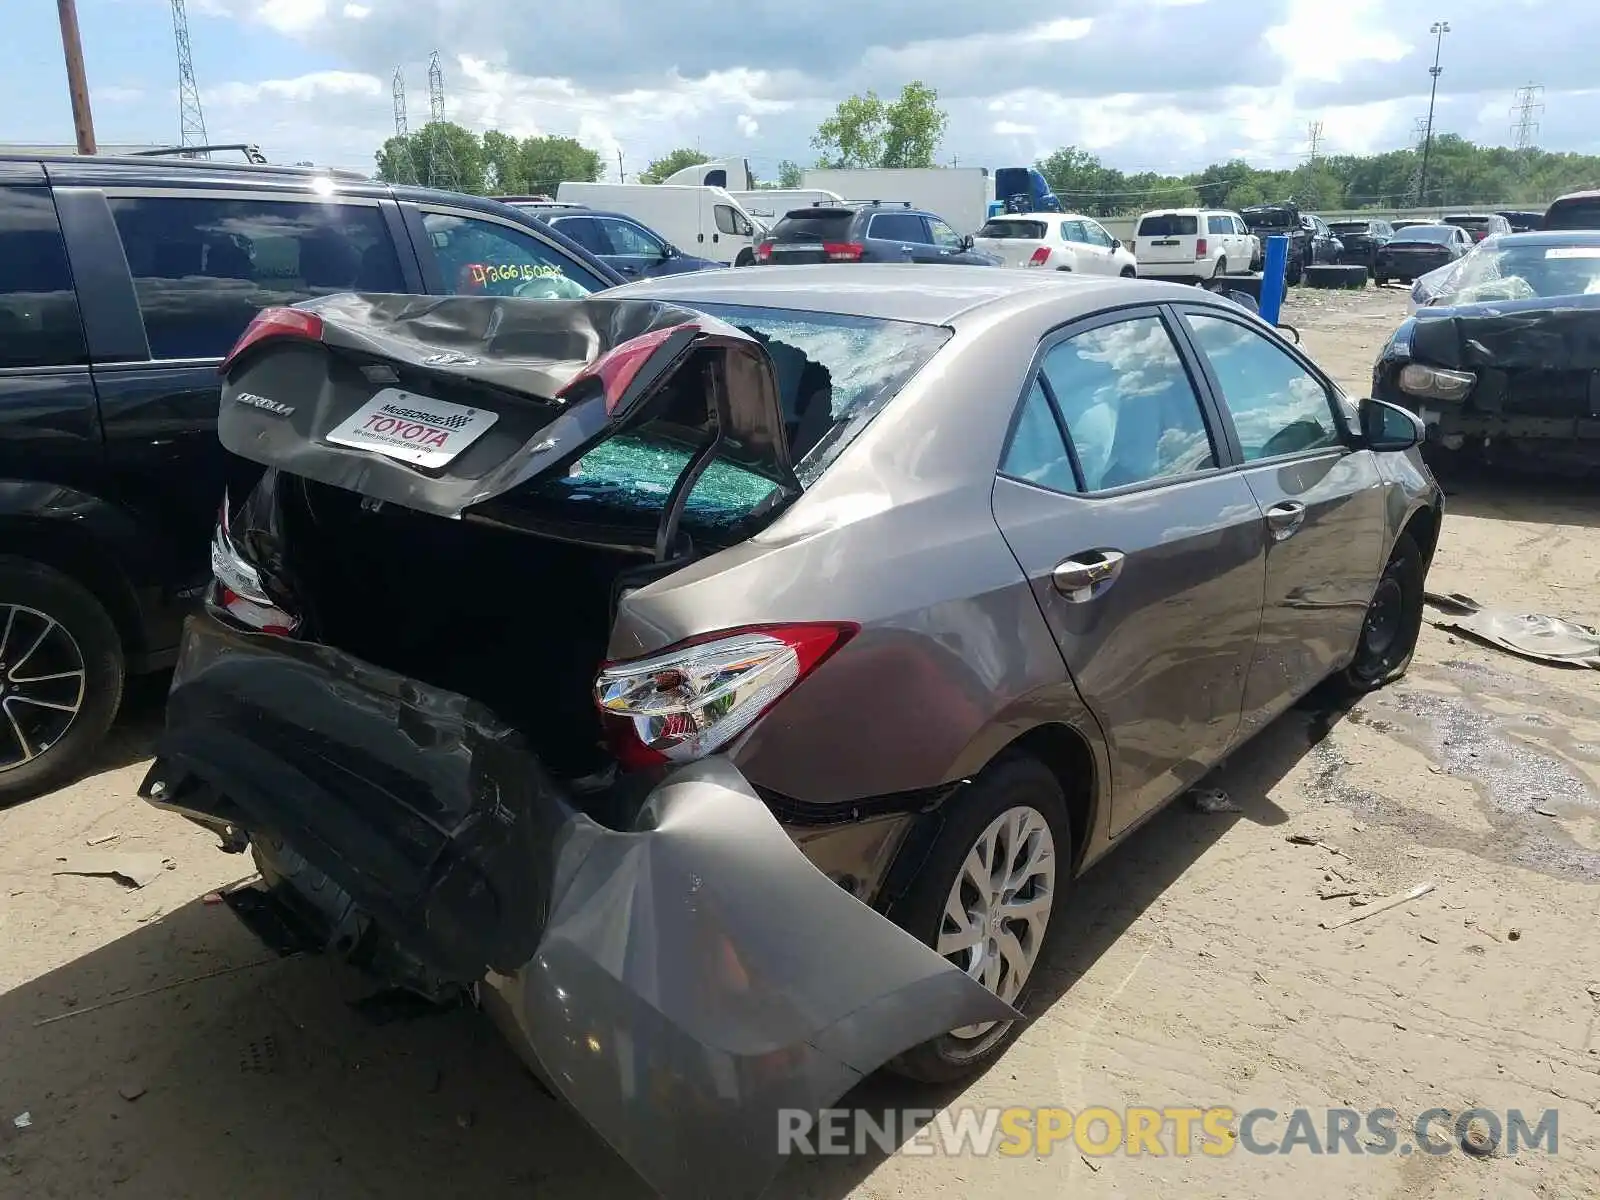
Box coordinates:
[733,249,755,267]
[1287,258,1304,287]
[1212,257,1228,280]
[1120,266,1136,278]
[886,753,1071,1083]
[1321,533,1425,699]
[1375,274,1389,286]
[0,557,125,804]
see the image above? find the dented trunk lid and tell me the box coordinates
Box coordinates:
[217,293,799,521]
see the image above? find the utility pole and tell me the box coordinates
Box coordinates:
[616,149,625,184]
[1306,120,1324,165]
[55,0,97,154]
[1417,20,1450,207]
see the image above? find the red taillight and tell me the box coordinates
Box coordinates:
[557,323,696,414]
[1028,246,1051,266]
[1195,238,1208,259]
[219,307,324,374]
[208,493,300,636]
[823,241,864,262]
[755,241,773,261]
[595,622,857,770]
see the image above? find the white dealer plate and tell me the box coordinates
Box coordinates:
[325,388,499,468]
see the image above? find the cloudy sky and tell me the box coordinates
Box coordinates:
[6,0,1594,182]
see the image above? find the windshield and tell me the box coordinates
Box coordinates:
[978,220,1046,239]
[1137,214,1197,236]
[1434,242,1600,305]
[534,304,953,534]
[1391,225,1457,245]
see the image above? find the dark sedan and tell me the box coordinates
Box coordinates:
[1375,223,1472,285]
[1328,218,1395,273]
[522,206,727,279]
[1372,230,1600,475]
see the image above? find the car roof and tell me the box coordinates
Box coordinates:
[985,212,1098,224]
[1487,230,1600,248]
[602,263,1212,326]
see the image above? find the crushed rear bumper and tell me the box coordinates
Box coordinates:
[140,613,1017,1200]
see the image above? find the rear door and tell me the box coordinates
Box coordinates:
[1135,212,1197,266]
[867,211,934,261]
[79,185,415,591]
[1171,303,1387,734]
[404,201,609,298]
[1058,220,1094,271]
[1079,219,1120,273]
[989,306,1267,833]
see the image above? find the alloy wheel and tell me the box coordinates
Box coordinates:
[938,804,1057,1040]
[0,604,87,771]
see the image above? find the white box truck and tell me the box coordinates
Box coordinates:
[799,168,995,235]
[554,182,762,265]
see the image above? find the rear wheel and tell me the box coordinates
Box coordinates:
[886,753,1070,1083]
[0,558,124,805]
[733,248,755,267]
[1212,256,1228,280]
[1120,265,1136,278]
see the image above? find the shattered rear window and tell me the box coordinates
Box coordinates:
[538,305,952,530]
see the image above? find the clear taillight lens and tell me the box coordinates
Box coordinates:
[207,494,300,636]
[595,623,856,770]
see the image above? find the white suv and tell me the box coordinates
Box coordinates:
[1130,208,1253,282]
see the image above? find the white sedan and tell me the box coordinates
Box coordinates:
[972,213,1138,276]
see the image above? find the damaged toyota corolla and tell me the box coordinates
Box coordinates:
[141,264,1441,1199]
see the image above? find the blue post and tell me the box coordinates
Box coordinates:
[1259,235,1289,325]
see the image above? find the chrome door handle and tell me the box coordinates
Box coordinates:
[1266,501,1306,539]
[1052,550,1126,600]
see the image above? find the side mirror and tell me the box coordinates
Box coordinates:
[960,234,974,250]
[661,244,678,260]
[1112,238,1122,249]
[1358,397,1424,451]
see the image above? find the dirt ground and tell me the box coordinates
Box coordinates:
[2,283,1598,1199]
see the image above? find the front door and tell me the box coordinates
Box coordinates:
[595,216,674,277]
[990,308,1268,833]
[1172,305,1389,738]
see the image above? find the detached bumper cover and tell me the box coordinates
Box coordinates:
[142,614,1017,1200]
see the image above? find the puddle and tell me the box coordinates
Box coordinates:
[1302,662,1600,881]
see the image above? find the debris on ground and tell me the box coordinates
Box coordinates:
[117,1083,146,1102]
[51,853,173,890]
[1423,592,1600,669]
[1460,1115,1497,1156]
[1287,834,1349,857]
[11,1113,30,1129]
[85,832,120,847]
[1321,881,1436,930]
[1189,786,1240,814]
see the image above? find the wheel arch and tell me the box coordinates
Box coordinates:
[1397,500,1443,568]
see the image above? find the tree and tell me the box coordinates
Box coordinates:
[812,91,886,168]
[481,130,524,193]
[810,82,949,170]
[374,122,488,195]
[518,135,603,192]
[777,159,802,187]
[640,148,709,184]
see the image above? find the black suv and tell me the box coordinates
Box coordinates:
[1327,218,1395,274]
[753,202,998,265]
[0,153,621,801]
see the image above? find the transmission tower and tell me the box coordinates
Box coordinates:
[1306,120,1325,165]
[1511,83,1544,151]
[390,67,419,184]
[1407,117,1430,206]
[425,51,460,192]
[171,0,209,157]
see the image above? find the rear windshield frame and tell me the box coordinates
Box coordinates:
[1136,213,1198,237]
[771,211,857,242]
[977,219,1048,239]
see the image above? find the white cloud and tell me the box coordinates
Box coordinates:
[342,3,372,17]
[736,113,760,137]
[251,0,328,36]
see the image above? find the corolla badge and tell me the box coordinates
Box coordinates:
[423,352,480,367]
[235,390,295,416]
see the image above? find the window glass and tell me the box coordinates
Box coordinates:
[1138,213,1197,237]
[107,196,403,360]
[1183,312,1341,460]
[713,204,752,236]
[977,219,1045,239]
[599,217,665,256]
[774,211,854,242]
[1001,380,1078,493]
[424,210,601,300]
[1060,220,1089,244]
[870,212,926,242]
[1082,222,1113,248]
[1040,316,1216,491]
[0,188,86,368]
[1208,215,1230,235]
[549,215,608,255]
[928,218,963,249]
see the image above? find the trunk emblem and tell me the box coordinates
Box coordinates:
[235,391,295,417]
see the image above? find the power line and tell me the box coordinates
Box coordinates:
[1511,83,1544,151]
[171,0,208,157]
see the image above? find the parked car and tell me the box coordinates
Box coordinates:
[1374,222,1472,285]
[1374,229,1600,476]
[1496,210,1544,233]
[1239,203,1314,284]
[753,201,998,265]
[141,264,1440,1200]
[1541,189,1600,231]
[971,212,1136,274]
[0,153,622,802]
[555,182,763,266]
[1327,218,1395,273]
[1130,207,1253,282]
[1441,212,1512,244]
[1301,213,1345,265]
[535,207,726,279]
